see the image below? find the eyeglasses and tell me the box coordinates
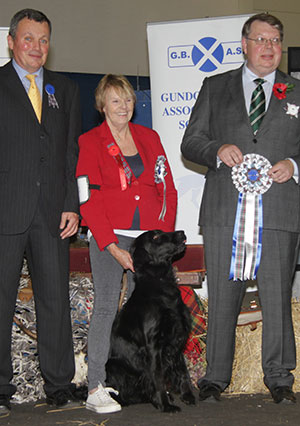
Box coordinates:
[246,36,281,46]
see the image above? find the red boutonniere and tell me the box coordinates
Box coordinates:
[273,82,295,100]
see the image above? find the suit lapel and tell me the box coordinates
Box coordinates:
[42,68,64,126]
[228,67,250,125]
[257,70,288,135]
[42,68,53,124]
[3,61,37,119]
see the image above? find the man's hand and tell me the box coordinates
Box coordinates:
[60,212,79,239]
[268,159,294,183]
[217,144,244,167]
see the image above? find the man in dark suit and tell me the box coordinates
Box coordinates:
[0,9,81,414]
[181,13,300,404]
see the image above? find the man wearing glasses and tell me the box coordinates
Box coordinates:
[181,13,300,404]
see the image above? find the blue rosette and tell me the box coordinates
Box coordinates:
[45,84,59,109]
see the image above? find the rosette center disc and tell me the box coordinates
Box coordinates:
[247,168,259,182]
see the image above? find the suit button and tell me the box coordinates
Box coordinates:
[40,133,45,139]
[133,181,138,186]
[134,195,140,200]
[253,138,257,143]
[36,181,40,186]
[40,157,45,162]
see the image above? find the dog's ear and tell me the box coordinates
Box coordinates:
[131,246,151,267]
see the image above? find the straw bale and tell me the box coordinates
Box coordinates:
[12,260,300,399]
[227,300,300,394]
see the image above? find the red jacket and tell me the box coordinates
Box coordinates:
[76,121,177,250]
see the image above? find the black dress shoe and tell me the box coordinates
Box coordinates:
[46,389,78,408]
[0,395,11,415]
[199,383,222,402]
[270,386,296,404]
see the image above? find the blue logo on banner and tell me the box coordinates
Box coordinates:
[192,37,224,72]
[168,37,243,72]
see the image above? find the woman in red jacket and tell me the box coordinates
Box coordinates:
[76,74,177,414]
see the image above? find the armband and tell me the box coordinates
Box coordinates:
[77,175,90,205]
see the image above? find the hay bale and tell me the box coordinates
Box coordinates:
[227,321,264,394]
[12,269,90,403]
[228,300,300,394]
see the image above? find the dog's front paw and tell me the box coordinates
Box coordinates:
[181,391,196,405]
[162,403,181,413]
[166,390,174,402]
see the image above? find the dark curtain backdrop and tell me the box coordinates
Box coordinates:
[59,72,152,133]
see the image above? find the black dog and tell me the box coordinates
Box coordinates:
[106,230,196,412]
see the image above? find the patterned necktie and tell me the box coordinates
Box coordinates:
[26,74,42,122]
[249,78,265,134]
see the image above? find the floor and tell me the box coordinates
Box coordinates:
[1,392,300,426]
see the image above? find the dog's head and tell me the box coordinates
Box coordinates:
[131,230,186,270]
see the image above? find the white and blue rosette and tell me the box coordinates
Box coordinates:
[154,155,167,221]
[229,153,273,281]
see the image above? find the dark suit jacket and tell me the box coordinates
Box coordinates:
[0,61,81,236]
[181,66,300,233]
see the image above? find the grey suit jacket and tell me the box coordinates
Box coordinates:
[0,61,81,236]
[181,66,300,233]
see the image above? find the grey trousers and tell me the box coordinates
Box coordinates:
[199,225,299,392]
[88,234,135,390]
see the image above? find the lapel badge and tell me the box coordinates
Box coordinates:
[285,102,299,119]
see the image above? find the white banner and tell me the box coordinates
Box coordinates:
[147,15,250,243]
[0,27,10,66]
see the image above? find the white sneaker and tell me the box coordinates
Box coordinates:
[86,383,121,414]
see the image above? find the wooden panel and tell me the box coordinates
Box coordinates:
[70,244,205,273]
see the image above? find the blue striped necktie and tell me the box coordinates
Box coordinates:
[249,78,265,134]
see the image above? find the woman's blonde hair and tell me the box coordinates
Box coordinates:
[95,74,136,114]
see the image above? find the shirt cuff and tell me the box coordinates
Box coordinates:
[287,158,298,183]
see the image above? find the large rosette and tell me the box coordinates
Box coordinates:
[229,154,273,281]
[232,153,273,195]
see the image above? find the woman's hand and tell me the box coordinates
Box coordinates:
[107,243,135,272]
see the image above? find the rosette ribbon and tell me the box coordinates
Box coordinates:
[154,155,168,221]
[107,142,132,191]
[229,154,273,281]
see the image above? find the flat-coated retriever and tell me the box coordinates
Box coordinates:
[106,229,196,412]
